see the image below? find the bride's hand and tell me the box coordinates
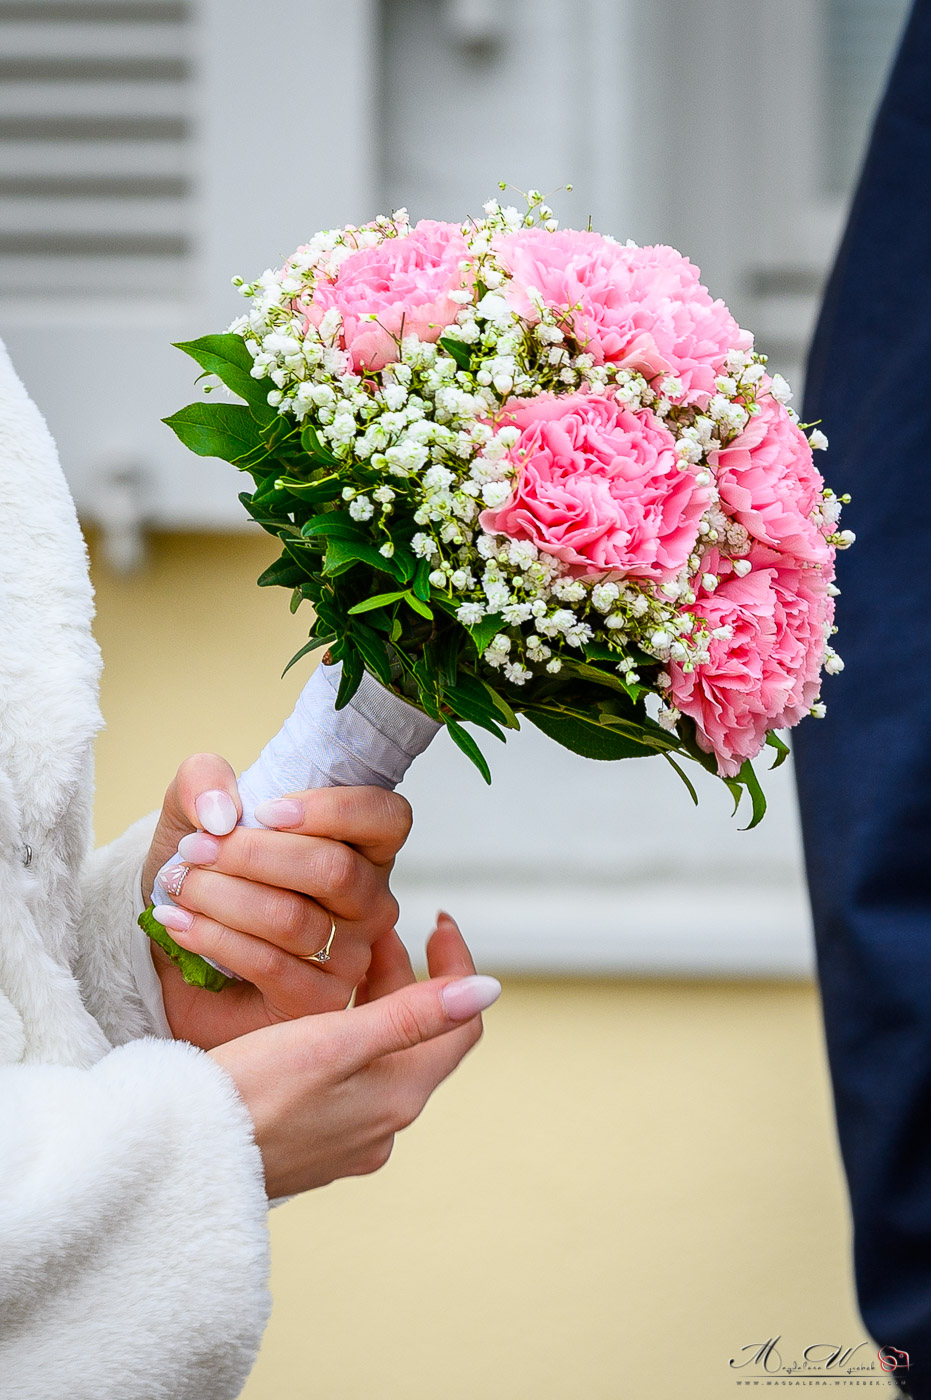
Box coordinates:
[210,913,500,1198]
[142,753,412,1048]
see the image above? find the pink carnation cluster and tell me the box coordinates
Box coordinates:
[495,230,752,402]
[667,549,834,776]
[299,219,468,373]
[479,231,835,777]
[479,392,712,580]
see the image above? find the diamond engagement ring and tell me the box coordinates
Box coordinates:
[301,916,337,965]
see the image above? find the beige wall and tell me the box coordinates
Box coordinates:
[89,532,870,1400]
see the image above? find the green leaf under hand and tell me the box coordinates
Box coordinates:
[139,905,232,992]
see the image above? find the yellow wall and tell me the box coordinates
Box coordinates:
[89,532,869,1400]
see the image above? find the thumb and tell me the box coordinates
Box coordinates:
[339,973,502,1072]
[143,753,241,901]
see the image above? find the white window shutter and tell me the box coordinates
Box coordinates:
[0,0,377,529]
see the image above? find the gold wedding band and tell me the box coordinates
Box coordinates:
[301,916,337,965]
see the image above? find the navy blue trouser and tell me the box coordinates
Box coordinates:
[793,2,931,1392]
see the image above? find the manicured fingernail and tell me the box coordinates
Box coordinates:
[436,909,457,926]
[253,798,304,829]
[161,864,191,899]
[178,831,220,864]
[152,904,193,933]
[442,975,501,1020]
[195,789,238,836]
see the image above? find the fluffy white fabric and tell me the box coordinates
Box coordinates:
[0,339,271,1397]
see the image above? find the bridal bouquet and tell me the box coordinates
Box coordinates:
[154,189,850,987]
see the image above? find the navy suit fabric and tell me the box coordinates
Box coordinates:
[793,0,931,1388]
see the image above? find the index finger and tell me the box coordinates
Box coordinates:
[251,787,413,866]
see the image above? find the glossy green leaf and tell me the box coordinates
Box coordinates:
[466,612,505,656]
[662,753,699,806]
[445,717,492,783]
[438,336,473,370]
[348,590,409,615]
[324,536,399,578]
[163,401,266,463]
[736,758,767,830]
[526,708,656,761]
[765,730,791,770]
[173,334,276,420]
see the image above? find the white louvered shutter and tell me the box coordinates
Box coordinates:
[0,0,376,529]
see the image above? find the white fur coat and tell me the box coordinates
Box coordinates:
[0,341,271,1398]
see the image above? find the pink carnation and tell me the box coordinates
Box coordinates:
[479,391,711,580]
[299,220,469,373]
[668,549,834,776]
[710,390,831,565]
[494,230,751,401]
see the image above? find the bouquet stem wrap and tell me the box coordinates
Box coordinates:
[237,660,441,820]
[146,662,440,988]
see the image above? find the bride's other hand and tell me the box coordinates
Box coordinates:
[210,913,500,1198]
[142,753,412,1048]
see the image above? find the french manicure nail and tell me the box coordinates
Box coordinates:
[195,789,238,836]
[253,798,304,829]
[178,831,220,864]
[442,975,502,1021]
[152,904,194,933]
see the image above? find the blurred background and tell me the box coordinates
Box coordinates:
[0,1,912,1394]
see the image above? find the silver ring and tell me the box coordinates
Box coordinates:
[300,916,337,965]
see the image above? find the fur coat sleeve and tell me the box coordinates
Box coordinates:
[0,339,271,1399]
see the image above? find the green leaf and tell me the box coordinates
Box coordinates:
[139,906,232,992]
[348,590,409,615]
[404,591,433,620]
[324,536,399,578]
[281,635,334,677]
[173,334,276,420]
[301,513,367,542]
[662,753,699,806]
[352,625,394,687]
[335,649,364,708]
[276,473,343,504]
[438,336,473,371]
[445,717,492,783]
[301,423,340,464]
[723,777,743,817]
[446,671,518,732]
[466,612,505,656]
[442,680,507,740]
[526,708,657,761]
[164,401,267,463]
[256,554,308,589]
[560,656,637,699]
[411,557,432,602]
[393,546,416,583]
[765,730,791,770]
[736,759,767,830]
